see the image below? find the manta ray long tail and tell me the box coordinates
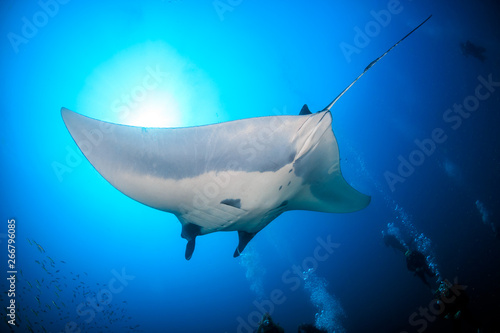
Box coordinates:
[323,14,432,112]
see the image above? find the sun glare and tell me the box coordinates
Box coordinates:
[77,41,220,129]
[128,92,183,128]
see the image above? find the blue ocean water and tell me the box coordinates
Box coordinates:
[1,1,499,332]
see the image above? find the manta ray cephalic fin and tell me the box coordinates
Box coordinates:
[182,223,201,260]
[234,231,257,258]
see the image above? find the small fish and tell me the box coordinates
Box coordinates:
[54,291,59,298]
[47,256,55,264]
[61,260,66,264]
[26,281,32,288]
[35,296,40,304]
[26,238,32,245]
[35,260,41,265]
[37,243,45,253]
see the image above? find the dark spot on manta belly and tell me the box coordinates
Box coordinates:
[289,168,293,173]
[287,181,291,186]
[220,198,241,209]
[279,185,282,191]
[263,200,289,221]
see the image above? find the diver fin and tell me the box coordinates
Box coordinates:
[185,239,196,260]
[233,231,257,257]
[299,104,312,115]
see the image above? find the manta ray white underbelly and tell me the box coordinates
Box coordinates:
[61,15,430,259]
[61,107,370,259]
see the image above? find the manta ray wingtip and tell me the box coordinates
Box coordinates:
[60,107,70,120]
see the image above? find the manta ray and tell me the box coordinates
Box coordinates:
[62,16,431,260]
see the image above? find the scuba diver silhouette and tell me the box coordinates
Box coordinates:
[433,279,482,332]
[460,40,486,62]
[382,230,408,253]
[405,249,436,288]
[382,228,436,288]
[255,313,284,333]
